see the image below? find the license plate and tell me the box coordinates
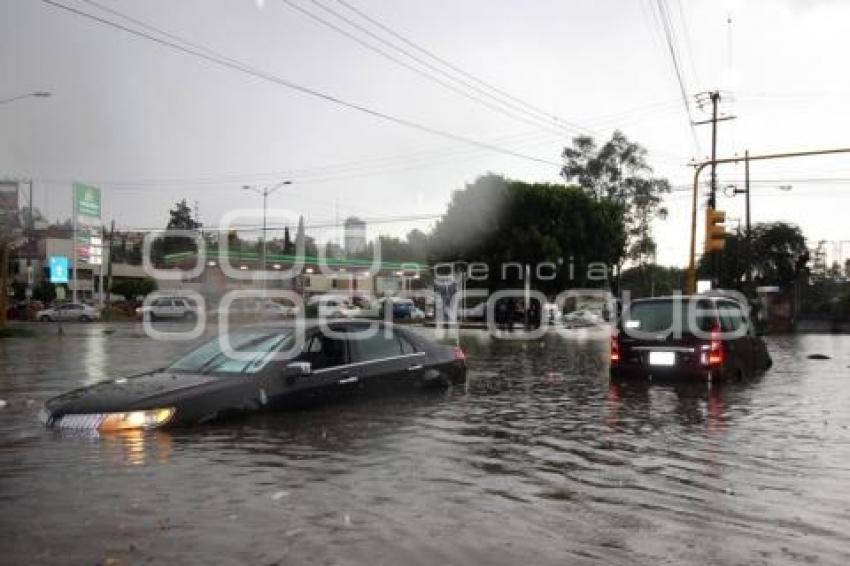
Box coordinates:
[649,351,676,366]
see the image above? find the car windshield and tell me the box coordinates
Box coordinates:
[167,330,294,375]
[624,299,715,335]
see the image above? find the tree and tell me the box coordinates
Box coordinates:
[405,228,429,264]
[619,264,684,298]
[154,200,202,261]
[561,130,670,269]
[700,222,808,291]
[110,277,157,300]
[698,231,748,290]
[429,174,626,293]
[749,222,809,288]
[283,226,294,255]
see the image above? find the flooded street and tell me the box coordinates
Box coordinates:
[2,326,850,565]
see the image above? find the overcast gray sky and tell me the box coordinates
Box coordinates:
[3,0,850,266]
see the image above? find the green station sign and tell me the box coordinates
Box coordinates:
[73,183,101,219]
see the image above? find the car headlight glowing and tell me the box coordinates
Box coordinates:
[98,408,175,432]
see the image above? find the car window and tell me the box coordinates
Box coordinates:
[302,333,348,370]
[167,330,294,375]
[349,330,405,362]
[718,301,745,333]
[399,334,417,354]
[625,299,715,334]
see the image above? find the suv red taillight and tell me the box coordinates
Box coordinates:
[453,347,466,364]
[708,324,725,366]
[610,329,621,365]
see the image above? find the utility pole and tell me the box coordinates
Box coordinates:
[744,151,751,285]
[709,91,719,209]
[726,150,752,288]
[694,91,736,287]
[242,180,292,293]
[105,220,115,307]
[26,179,34,304]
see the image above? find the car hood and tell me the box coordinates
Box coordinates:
[45,371,225,416]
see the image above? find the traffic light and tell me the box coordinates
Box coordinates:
[704,207,727,252]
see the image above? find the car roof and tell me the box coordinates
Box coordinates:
[242,318,397,331]
[628,295,746,307]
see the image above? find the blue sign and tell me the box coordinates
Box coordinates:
[49,256,69,284]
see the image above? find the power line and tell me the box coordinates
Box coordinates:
[653,0,701,155]
[329,0,597,137]
[71,0,690,164]
[673,0,701,92]
[41,0,561,168]
[33,129,561,191]
[279,0,584,139]
[320,0,691,165]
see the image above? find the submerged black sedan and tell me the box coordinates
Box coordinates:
[42,320,466,432]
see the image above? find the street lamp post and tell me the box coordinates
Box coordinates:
[242,180,292,291]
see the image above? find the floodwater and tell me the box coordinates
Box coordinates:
[1,324,849,565]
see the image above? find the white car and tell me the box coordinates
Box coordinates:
[563,308,603,326]
[458,301,487,320]
[37,302,100,322]
[136,297,197,320]
[308,295,362,319]
[222,298,298,319]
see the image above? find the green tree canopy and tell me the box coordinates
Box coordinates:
[561,130,670,266]
[154,199,202,260]
[699,221,809,290]
[619,264,684,298]
[110,277,157,300]
[429,175,626,293]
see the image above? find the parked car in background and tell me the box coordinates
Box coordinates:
[6,300,46,321]
[350,295,382,318]
[222,297,298,319]
[379,297,419,320]
[458,301,487,321]
[136,297,197,321]
[610,295,772,381]
[41,320,467,430]
[37,302,101,322]
[563,307,604,326]
[308,295,362,319]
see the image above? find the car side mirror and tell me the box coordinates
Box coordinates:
[283,361,312,379]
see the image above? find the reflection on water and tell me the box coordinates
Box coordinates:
[100,430,173,466]
[82,330,109,386]
[1,329,850,565]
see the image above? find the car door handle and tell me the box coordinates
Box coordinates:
[406,365,423,371]
[338,376,359,384]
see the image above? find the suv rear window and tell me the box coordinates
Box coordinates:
[624,299,716,334]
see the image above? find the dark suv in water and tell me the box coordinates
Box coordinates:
[610,295,772,381]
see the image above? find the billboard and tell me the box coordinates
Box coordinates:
[49,256,70,284]
[73,182,101,219]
